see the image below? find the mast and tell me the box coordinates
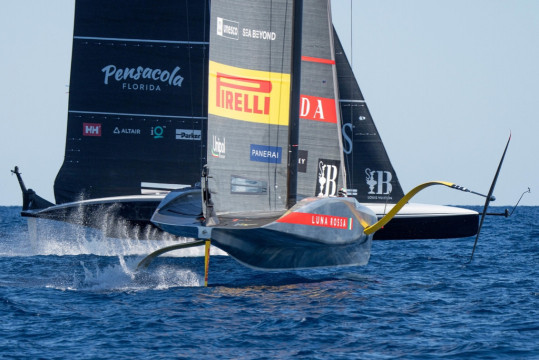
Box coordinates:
[286,0,303,208]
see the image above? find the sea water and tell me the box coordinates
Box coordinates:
[0,206,537,359]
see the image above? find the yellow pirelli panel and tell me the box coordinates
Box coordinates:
[208,61,291,126]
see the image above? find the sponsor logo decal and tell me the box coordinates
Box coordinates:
[113,127,140,135]
[83,123,101,137]
[216,16,278,42]
[101,65,184,92]
[277,212,353,230]
[300,95,337,123]
[250,144,282,164]
[176,129,201,141]
[298,150,308,173]
[242,28,277,41]
[151,126,164,139]
[217,17,239,40]
[211,135,226,158]
[316,159,340,197]
[208,61,290,125]
[365,168,393,199]
[216,73,271,115]
[342,123,353,155]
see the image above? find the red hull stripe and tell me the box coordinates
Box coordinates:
[301,56,336,65]
[277,212,351,230]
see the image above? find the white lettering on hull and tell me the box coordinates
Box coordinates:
[102,65,184,91]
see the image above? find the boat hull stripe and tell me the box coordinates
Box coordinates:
[276,212,352,230]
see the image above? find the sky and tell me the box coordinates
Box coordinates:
[1,0,537,207]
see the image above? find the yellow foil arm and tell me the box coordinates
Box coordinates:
[363,181,456,235]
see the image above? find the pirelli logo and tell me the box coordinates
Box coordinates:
[209,61,290,125]
[216,73,271,115]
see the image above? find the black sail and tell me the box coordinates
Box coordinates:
[334,32,405,203]
[54,0,210,203]
[207,0,293,215]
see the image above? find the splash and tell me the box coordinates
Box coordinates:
[25,217,225,257]
[63,256,203,291]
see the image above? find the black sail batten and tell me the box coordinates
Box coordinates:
[333,31,405,203]
[54,0,210,204]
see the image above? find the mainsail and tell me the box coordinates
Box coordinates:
[54,0,210,203]
[206,0,293,215]
[206,0,348,216]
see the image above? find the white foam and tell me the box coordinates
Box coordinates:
[53,256,204,291]
[25,217,225,257]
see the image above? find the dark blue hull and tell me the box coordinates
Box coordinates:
[153,196,377,270]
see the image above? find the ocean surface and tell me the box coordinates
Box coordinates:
[0,206,537,359]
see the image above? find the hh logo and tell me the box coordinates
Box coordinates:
[83,123,101,137]
[216,72,271,115]
[365,168,393,195]
[316,159,340,197]
[300,95,336,123]
[208,61,290,125]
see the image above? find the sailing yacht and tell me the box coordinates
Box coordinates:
[15,0,479,242]
[14,0,210,239]
[151,0,378,269]
[145,0,502,274]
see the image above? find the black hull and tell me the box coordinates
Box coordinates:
[152,196,377,270]
[22,198,479,241]
[374,213,479,240]
[211,226,372,270]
